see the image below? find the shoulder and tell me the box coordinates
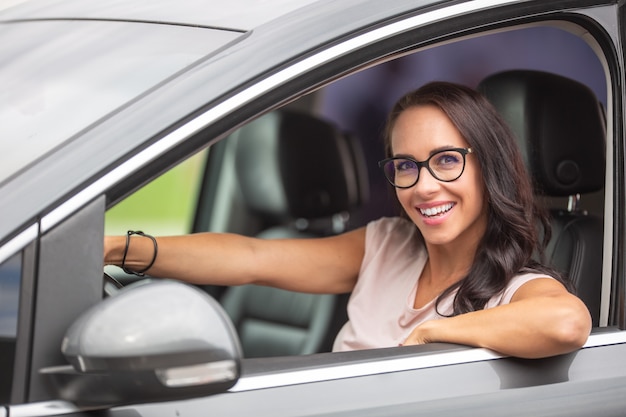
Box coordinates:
[366,216,419,240]
[487,272,558,307]
[360,216,425,273]
[364,216,423,255]
[509,271,556,290]
[509,275,572,302]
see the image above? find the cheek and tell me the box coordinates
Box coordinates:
[395,189,413,211]
[467,171,488,212]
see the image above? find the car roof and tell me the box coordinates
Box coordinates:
[0,0,322,31]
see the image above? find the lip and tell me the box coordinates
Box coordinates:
[415,202,455,226]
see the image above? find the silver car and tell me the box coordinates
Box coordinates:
[0,0,625,415]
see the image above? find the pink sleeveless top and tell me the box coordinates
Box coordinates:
[332,217,553,352]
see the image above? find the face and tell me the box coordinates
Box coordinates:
[390,105,488,249]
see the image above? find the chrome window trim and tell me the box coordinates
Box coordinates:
[0,224,37,264]
[230,348,503,392]
[38,0,523,235]
[600,76,615,327]
[229,331,626,393]
[584,330,626,348]
[8,400,80,417]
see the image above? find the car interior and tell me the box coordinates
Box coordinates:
[217,110,368,357]
[103,25,608,358]
[478,69,606,326]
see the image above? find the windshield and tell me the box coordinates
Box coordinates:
[0,19,240,184]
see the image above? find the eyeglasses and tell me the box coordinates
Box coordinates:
[378,147,473,188]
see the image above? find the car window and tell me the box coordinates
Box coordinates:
[0,252,21,403]
[104,22,608,358]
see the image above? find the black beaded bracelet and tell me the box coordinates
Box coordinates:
[122,230,158,276]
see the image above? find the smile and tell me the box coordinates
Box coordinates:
[419,203,454,217]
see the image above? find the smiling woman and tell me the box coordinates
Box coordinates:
[374,82,590,356]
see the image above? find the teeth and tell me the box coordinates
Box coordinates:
[420,203,453,217]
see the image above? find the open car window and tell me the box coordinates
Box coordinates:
[105,22,608,359]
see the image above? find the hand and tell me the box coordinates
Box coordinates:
[403,319,440,346]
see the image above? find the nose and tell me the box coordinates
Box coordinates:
[411,166,441,196]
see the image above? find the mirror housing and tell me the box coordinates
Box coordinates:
[42,280,242,407]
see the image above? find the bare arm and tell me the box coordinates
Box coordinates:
[104,228,366,294]
[403,278,592,358]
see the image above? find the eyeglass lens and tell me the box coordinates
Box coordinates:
[382,149,467,188]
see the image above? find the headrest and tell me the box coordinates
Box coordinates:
[478,70,605,196]
[234,110,368,221]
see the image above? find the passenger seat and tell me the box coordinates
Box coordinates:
[220,109,368,357]
[479,70,606,325]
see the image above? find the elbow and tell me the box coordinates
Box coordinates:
[551,301,592,352]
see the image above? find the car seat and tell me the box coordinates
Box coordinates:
[220,109,368,357]
[478,70,606,326]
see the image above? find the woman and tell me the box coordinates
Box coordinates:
[104,81,591,358]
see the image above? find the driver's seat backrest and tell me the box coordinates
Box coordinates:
[479,70,606,325]
[220,109,368,357]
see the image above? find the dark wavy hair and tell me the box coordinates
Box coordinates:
[383,81,572,316]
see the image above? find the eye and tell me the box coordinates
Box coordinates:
[432,151,461,169]
[395,159,418,172]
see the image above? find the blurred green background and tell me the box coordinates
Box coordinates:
[104,151,206,236]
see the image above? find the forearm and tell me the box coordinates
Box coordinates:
[104,228,365,293]
[104,233,258,285]
[406,294,592,358]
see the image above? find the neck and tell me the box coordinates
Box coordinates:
[422,207,487,284]
[423,240,477,286]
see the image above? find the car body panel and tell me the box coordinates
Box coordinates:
[8,332,626,416]
[0,0,320,31]
[126,342,626,417]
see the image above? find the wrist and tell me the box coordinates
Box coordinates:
[120,231,158,276]
[404,319,442,346]
[419,319,440,344]
[104,236,126,266]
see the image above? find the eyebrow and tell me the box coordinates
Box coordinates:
[392,145,462,159]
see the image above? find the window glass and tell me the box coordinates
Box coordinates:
[0,252,21,403]
[0,19,239,183]
[0,253,20,339]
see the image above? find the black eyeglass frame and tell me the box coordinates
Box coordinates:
[378,147,473,189]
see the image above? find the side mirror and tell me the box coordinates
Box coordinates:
[42,280,242,407]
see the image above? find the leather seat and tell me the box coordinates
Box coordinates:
[478,70,606,325]
[220,109,368,357]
